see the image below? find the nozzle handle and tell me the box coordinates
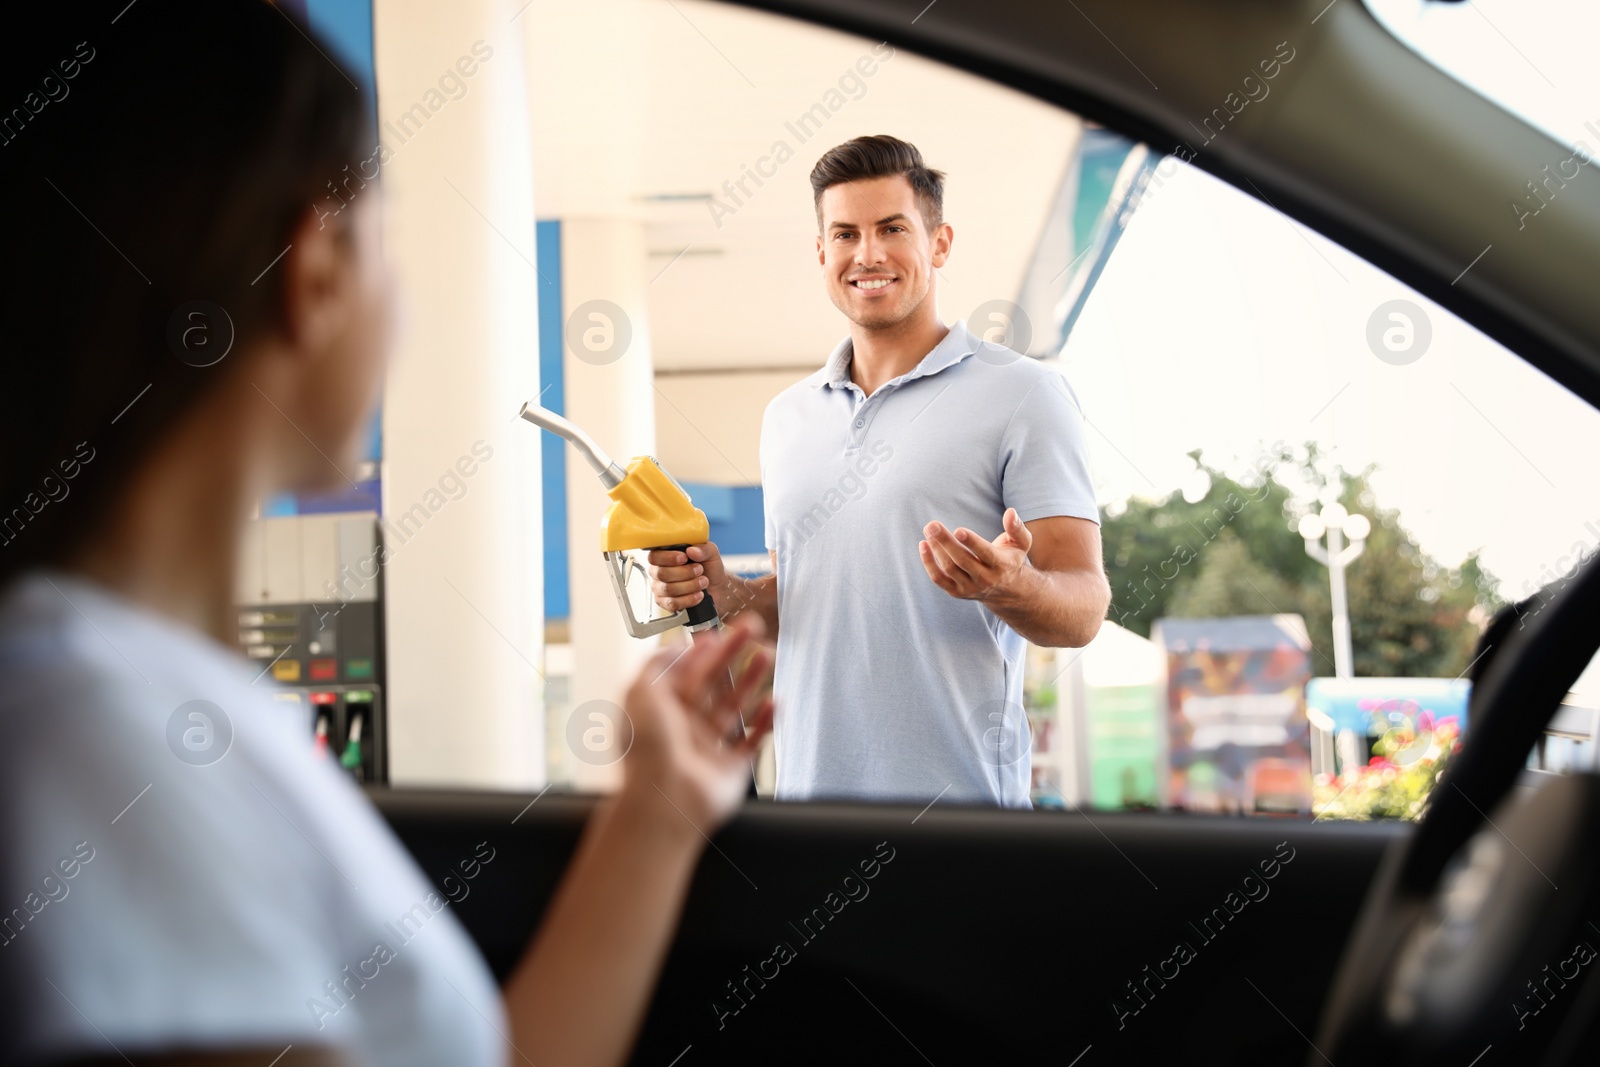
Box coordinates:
[685,588,720,630]
[518,402,628,489]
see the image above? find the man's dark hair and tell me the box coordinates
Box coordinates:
[0,0,373,584]
[809,134,946,233]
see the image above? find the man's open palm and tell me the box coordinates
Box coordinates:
[918,507,1033,601]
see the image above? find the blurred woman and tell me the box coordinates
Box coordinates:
[0,3,772,1065]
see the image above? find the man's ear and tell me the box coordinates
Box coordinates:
[930,222,954,269]
[278,206,355,356]
[816,232,825,264]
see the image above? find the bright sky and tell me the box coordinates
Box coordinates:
[1367,0,1600,152]
[1059,0,1600,602]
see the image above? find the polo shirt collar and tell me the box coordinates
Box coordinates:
[815,320,980,390]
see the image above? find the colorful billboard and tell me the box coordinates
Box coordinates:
[1154,615,1313,814]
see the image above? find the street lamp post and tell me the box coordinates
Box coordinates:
[1297,502,1372,680]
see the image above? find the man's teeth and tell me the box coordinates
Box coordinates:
[855,278,892,290]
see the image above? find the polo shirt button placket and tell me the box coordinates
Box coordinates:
[840,390,861,453]
[848,394,873,452]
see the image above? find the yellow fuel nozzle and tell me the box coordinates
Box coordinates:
[519,402,716,638]
[599,456,709,552]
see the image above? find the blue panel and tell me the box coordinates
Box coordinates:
[681,482,735,523]
[302,0,377,91]
[680,483,764,555]
[362,409,382,463]
[537,220,569,620]
[706,486,766,557]
[297,479,382,515]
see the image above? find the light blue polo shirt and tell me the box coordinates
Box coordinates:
[760,320,1099,808]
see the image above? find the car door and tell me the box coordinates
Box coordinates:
[377,1,1600,1064]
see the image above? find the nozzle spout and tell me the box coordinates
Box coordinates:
[518,402,628,489]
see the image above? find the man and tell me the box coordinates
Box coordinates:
[649,135,1109,808]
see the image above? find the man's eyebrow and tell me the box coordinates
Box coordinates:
[828,213,910,232]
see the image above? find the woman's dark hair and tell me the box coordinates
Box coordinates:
[0,0,374,583]
[809,134,946,232]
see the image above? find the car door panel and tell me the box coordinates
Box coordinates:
[375,789,1403,1064]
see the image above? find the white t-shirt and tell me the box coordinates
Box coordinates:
[0,569,507,1066]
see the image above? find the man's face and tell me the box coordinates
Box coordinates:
[816,175,952,330]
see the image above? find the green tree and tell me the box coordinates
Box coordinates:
[1165,527,1313,622]
[1101,442,1314,634]
[1326,479,1497,678]
[1101,443,1500,678]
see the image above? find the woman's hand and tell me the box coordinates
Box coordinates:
[618,613,775,835]
[505,614,776,1067]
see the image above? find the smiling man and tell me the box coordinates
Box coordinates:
[648,135,1110,808]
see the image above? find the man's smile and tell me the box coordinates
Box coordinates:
[850,275,897,293]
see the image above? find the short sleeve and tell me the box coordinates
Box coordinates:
[763,479,776,553]
[760,400,776,552]
[998,370,1100,525]
[0,675,349,1057]
[0,655,505,1066]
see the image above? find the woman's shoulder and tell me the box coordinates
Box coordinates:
[0,570,294,785]
[0,569,505,1064]
[0,568,373,948]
